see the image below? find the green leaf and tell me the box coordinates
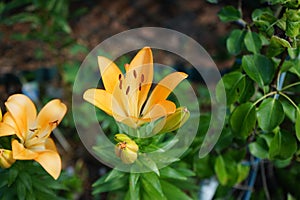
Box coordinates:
[289,59,300,78]
[230,102,256,139]
[269,131,297,160]
[218,6,241,22]
[216,72,245,105]
[160,167,188,181]
[17,181,26,200]
[129,173,140,200]
[237,164,250,183]
[141,173,166,200]
[271,35,292,48]
[257,98,285,132]
[244,31,262,54]
[295,110,300,141]
[252,8,277,33]
[226,29,245,55]
[249,137,269,159]
[242,54,275,87]
[160,180,193,200]
[8,167,18,186]
[238,77,255,103]
[214,155,228,185]
[286,9,300,37]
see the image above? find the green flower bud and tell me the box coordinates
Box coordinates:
[153,107,190,134]
[114,133,132,142]
[0,149,15,169]
[115,140,139,164]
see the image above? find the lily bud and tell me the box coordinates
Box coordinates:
[114,133,132,142]
[153,107,190,134]
[114,135,139,164]
[0,149,15,169]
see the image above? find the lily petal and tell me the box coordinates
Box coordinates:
[0,123,16,137]
[98,56,123,94]
[12,139,38,160]
[34,150,61,180]
[5,94,37,139]
[142,72,187,115]
[142,100,176,121]
[1,112,22,139]
[36,99,67,138]
[126,47,153,117]
[83,88,113,115]
[45,138,58,152]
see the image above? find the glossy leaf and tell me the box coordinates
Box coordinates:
[226,29,245,55]
[238,77,255,103]
[242,54,275,87]
[218,6,241,22]
[249,137,269,159]
[216,71,245,105]
[257,98,285,132]
[244,31,262,54]
[269,131,297,160]
[296,110,300,142]
[230,102,256,139]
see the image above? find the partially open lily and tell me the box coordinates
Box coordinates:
[0,94,67,179]
[84,47,188,128]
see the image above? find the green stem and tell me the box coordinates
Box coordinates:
[253,91,278,106]
[279,92,300,112]
[281,81,300,91]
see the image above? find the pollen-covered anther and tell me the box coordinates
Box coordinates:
[133,70,137,78]
[126,86,130,95]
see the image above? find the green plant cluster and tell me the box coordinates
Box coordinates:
[209,0,300,198]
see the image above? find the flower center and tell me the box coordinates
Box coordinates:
[117,70,145,95]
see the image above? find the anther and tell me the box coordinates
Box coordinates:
[139,83,142,91]
[118,74,122,80]
[119,80,123,89]
[133,70,137,78]
[126,86,130,95]
[141,74,144,82]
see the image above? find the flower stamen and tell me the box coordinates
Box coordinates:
[126,86,130,95]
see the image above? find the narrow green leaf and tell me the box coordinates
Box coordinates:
[8,167,18,186]
[160,167,187,181]
[242,54,275,87]
[226,29,245,55]
[214,155,228,185]
[218,6,241,22]
[244,31,262,54]
[129,173,140,200]
[160,180,193,200]
[257,98,285,132]
[141,173,166,200]
[17,182,26,200]
[230,102,256,139]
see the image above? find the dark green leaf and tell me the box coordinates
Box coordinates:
[160,180,193,200]
[218,6,241,22]
[17,181,26,200]
[129,173,140,200]
[238,77,255,103]
[226,29,245,55]
[216,72,245,105]
[230,102,256,139]
[141,173,166,200]
[242,54,275,87]
[8,167,18,186]
[295,110,300,141]
[244,31,262,54]
[257,98,285,132]
[269,131,297,160]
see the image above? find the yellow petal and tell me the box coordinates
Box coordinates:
[34,150,61,180]
[126,47,153,117]
[0,123,16,137]
[1,112,22,139]
[142,100,176,121]
[36,99,67,138]
[12,139,38,160]
[98,56,123,94]
[83,88,113,115]
[5,94,37,138]
[45,138,58,152]
[142,72,187,115]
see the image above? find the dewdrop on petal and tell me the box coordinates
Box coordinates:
[0,149,15,169]
[114,134,139,164]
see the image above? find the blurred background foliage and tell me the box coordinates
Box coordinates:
[1,0,300,200]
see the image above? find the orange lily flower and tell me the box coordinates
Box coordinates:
[84,47,188,128]
[0,94,67,179]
